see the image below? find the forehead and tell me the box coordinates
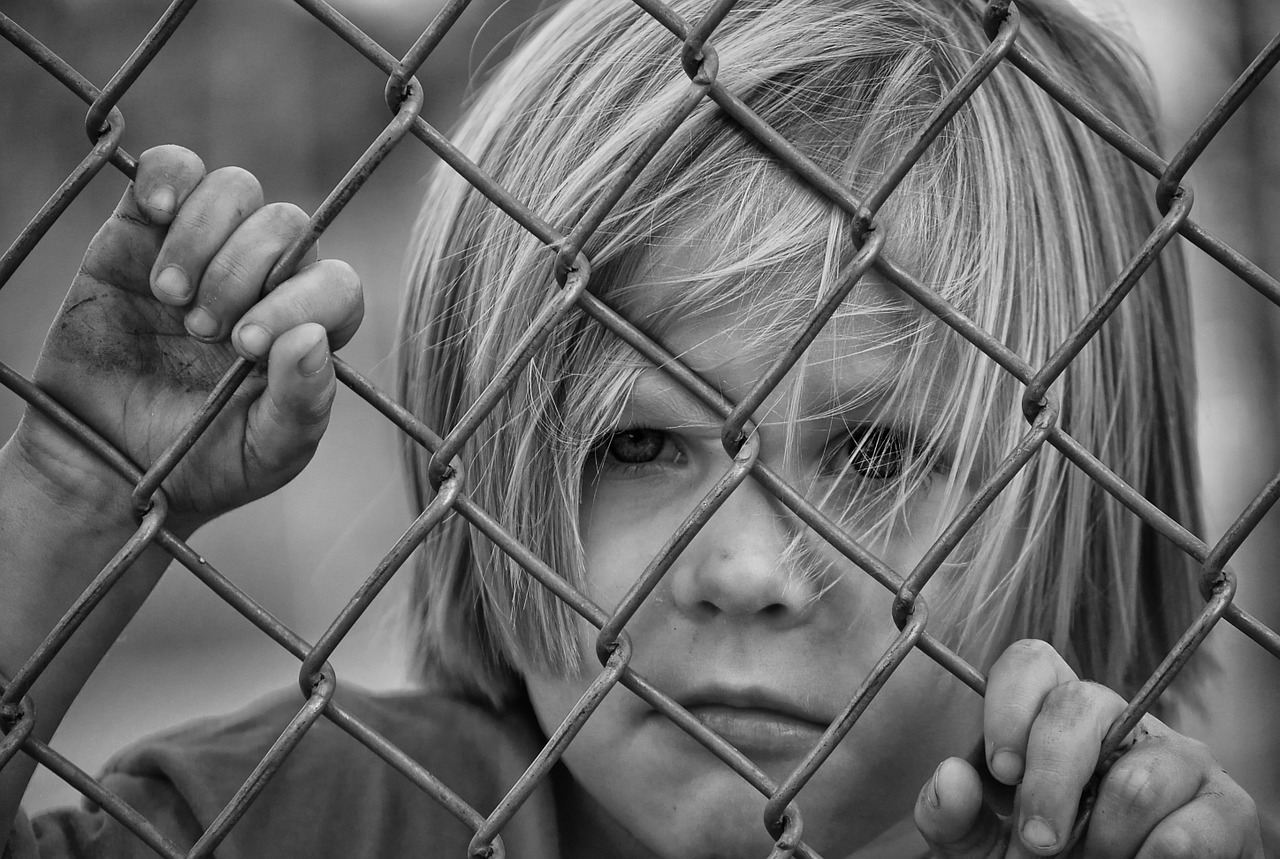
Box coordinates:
[625,234,914,418]
[649,306,903,415]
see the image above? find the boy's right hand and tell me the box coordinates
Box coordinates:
[0,146,363,837]
[15,144,363,532]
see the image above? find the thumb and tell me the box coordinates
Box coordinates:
[915,757,1012,859]
[244,322,335,479]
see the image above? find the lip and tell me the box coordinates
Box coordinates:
[683,704,827,757]
[661,686,832,758]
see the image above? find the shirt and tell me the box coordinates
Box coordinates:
[8,688,561,858]
[4,687,993,858]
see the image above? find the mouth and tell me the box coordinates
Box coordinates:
[662,687,832,758]
[683,704,827,757]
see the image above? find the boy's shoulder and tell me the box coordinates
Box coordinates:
[127,684,546,787]
[30,687,559,859]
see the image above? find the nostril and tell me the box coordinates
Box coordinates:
[693,598,791,619]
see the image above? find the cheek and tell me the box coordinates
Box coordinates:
[879,487,955,570]
[546,460,983,853]
[865,648,984,756]
[578,481,690,608]
[524,667,584,738]
[526,656,984,858]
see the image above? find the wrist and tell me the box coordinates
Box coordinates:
[4,410,144,535]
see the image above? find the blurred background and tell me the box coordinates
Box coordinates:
[2,0,1279,829]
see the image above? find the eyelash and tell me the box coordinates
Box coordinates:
[589,427,683,477]
[589,424,936,483]
[825,425,915,482]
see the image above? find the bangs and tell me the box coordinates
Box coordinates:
[554,262,999,635]
[553,105,1015,565]
[401,0,1202,704]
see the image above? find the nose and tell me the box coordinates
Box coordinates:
[668,477,820,623]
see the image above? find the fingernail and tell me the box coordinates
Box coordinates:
[926,764,942,809]
[184,307,218,340]
[155,265,190,302]
[1021,816,1057,851]
[236,323,271,359]
[298,336,329,376]
[147,185,175,217]
[990,748,1024,783]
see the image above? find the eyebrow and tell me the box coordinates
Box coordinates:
[619,371,728,428]
[620,365,901,430]
[619,365,963,466]
[807,375,900,420]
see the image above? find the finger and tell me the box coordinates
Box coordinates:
[1015,680,1127,855]
[915,757,1014,859]
[131,144,208,225]
[984,639,1078,786]
[1135,777,1263,859]
[78,147,207,293]
[230,259,363,362]
[244,323,335,480]
[1083,727,1209,858]
[181,202,315,343]
[150,165,265,306]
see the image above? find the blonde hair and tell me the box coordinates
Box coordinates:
[398,0,1201,708]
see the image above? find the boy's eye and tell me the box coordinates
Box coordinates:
[585,427,685,481]
[837,425,910,480]
[606,428,671,464]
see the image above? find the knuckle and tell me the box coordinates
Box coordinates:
[1102,757,1162,813]
[1207,773,1258,821]
[1078,679,1123,704]
[210,165,264,205]
[1040,679,1123,727]
[297,382,336,432]
[325,259,362,297]
[203,252,256,293]
[173,198,221,237]
[1150,732,1215,776]
[245,428,307,481]
[1238,786,1259,820]
[247,388,334,473]
[262,201,310,234]
[1040,679,1097,722]
[1174,734,1213,764]
[1145,822,1212,859]
[315,259,364,311]
[274,288,328,329]
[1003,638,1056,668]
[142,142,193,160]
[139,143,200,174]
[112,205,153,231]
[1236,794,1260,833]
[294,378,336,428]
[1022,748,1076,786]
[1011,638,1053,657]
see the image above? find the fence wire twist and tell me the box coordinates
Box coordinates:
[1,1,1279,857]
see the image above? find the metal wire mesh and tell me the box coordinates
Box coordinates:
[2,1,1279,856]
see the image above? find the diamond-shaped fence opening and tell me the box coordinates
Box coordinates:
[2,1,1280,857]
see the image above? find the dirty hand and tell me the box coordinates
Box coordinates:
[914,639,1263,858]
[16,144,363,531]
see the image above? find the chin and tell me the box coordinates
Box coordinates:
[655,821,776,859]
[670,780,835,859]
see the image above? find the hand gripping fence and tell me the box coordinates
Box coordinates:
[2,1,1280,856]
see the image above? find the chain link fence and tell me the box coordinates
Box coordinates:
[1,0,1279,856]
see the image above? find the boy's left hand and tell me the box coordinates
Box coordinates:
[914,639,1263,858]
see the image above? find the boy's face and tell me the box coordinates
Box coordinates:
[523,277,981,858]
